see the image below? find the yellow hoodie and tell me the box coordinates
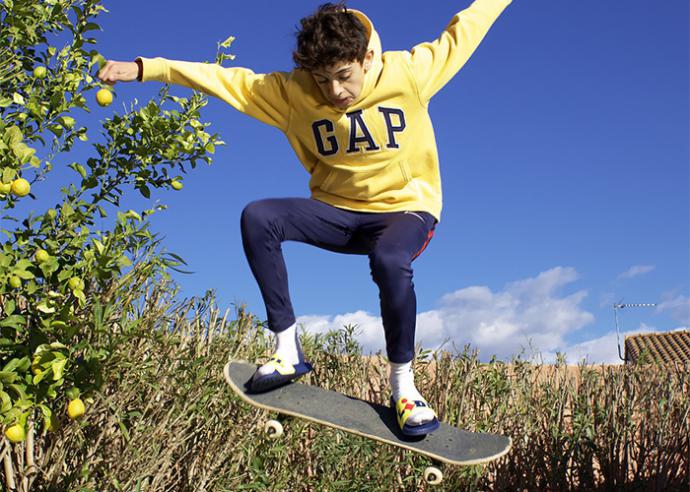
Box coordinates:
[138,0,511,222]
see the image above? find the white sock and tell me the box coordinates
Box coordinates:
[257,323,301,376]
[390,361,435,426]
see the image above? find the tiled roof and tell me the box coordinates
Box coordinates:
[624,330,690,363]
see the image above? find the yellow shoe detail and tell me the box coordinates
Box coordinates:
[394,397,436,429]
[264,355,296,376]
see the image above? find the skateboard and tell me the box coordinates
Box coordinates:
[223,360,512,484]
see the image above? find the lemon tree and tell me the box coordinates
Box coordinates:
[0,1,226,485]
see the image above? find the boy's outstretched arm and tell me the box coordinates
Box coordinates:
[407,0,512,103]
[97,58,290,131]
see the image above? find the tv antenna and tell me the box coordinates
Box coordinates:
[613,302,657,361]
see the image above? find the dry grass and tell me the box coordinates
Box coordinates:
[2,282,688,491]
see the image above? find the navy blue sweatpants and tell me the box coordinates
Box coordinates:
[240,197,437,363]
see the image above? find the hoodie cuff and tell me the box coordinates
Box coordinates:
[135,57,168,82]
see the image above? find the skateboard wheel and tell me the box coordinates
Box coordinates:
[264,419,284,439]
[423,466,443,485]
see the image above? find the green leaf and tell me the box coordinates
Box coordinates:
[93,239,104,255]
[9,384,28,400]
[89,53,106,70]
[117,255,132,267]
[13,269,34,280]
[2,167,16,183]
[59,116,76,128]
[0,315,26,329]
[11,142,36,164]
[4,126,23,145]
[15,356,30,372]
[83,22,101,32]
[48,124,63,138]
[69,162,87,178]
[73,289,86,305]
[0,391,11,413]
[51,359,67,381]
[39,404,53,432]
[219,35,236,48]
[0,371,18,384]
[33,370,48,384]
[3,358,21,373]
[51,320,67,330]
[15,259,32,270]
[36,302,56,314]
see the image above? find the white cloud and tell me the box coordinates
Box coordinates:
[657,293,690,325]
[297,310,385,351]
[618,264,655,280]
[543,324,660,365]
[599,291,618,308]
[298,266,599,362]
[424,267,594,360]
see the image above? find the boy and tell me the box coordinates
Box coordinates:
[98,0,512,436]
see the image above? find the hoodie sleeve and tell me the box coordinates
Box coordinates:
[407,0,511,102]
[137,57,290,132]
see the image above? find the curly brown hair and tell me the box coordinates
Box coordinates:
[293,2,369,71]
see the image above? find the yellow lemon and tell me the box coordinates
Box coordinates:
[33,66,47,78]
[5,424,25,443]
[68,398,85,419]
[68,277,84,291]
[35,249,50,263]
[9,276,22,289]
[0,182,11,194]
[96,89,113,107]
[171,180,183,191]
[11,178,30,197]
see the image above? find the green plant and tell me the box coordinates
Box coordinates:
[0,1,224,489]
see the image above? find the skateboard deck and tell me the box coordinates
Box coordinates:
[223,360,511,466]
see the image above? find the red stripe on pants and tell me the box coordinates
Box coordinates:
[412,229,434,261]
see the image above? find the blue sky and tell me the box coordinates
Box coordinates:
[13,0,689,363]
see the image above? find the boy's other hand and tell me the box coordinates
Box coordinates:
[97,60,138,85]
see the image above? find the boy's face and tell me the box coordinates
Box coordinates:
[311,50,374,109]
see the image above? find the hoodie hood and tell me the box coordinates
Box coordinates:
[349,9,383,104]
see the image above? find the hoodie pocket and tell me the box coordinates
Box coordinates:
[319,160,415,202]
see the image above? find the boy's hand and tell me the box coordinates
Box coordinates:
[97,60,138,85]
